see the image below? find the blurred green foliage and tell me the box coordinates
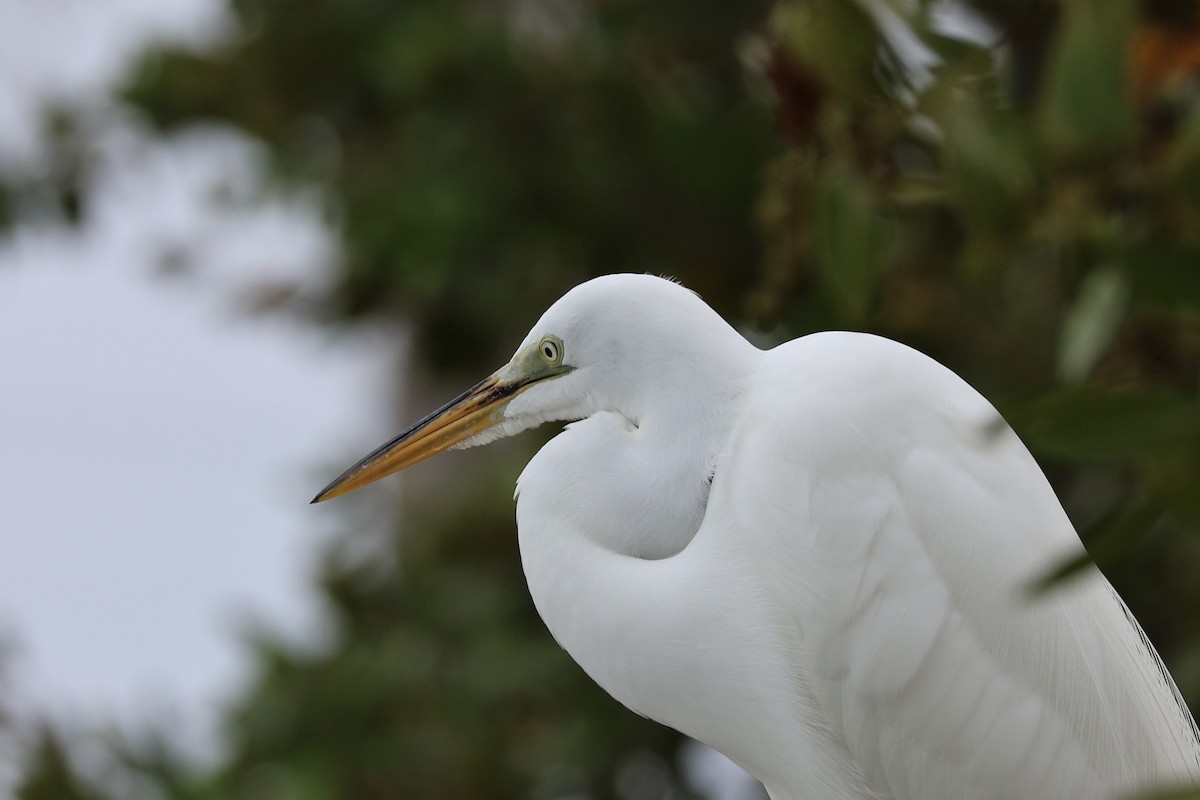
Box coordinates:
[117,0,776,370]
[14,735,105,800]
[8,0,1200,797]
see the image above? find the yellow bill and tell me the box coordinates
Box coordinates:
[311,375,514,503]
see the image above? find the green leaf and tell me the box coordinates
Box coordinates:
[924,76,1037,232]
[1026,498,1158,597]
[1011,388,1200,461]
[1057,266,1128,383]
[770,0,880,101]
[812,165,893,323]
[1142,454,1200,525]
[1123,240,1200,318]
[1038,0,1138,160]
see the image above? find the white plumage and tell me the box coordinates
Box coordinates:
[315,273,1200,800]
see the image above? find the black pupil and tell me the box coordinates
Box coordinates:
[544,345,554,358]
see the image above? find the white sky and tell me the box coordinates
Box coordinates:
[0,0,397,785]
[0,0,226,169]
[0,130,395,739]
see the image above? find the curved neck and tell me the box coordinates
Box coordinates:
[512,349,872,797]
[537,408,720,559]
[515,460,871,800]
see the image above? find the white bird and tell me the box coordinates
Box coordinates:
[313,273,1200,800]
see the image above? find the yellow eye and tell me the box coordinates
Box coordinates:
[539,336,562,364]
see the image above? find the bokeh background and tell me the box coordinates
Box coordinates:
[2,0,1200,798]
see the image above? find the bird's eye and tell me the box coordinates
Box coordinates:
[539,336,562,364]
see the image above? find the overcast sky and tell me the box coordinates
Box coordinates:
[0,0,397,781]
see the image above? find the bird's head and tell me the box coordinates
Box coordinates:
[311,274,742,503]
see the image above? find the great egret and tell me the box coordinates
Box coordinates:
[313,274,1200,800]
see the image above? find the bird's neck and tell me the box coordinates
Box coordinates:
[582,410,719,559]
[524,361,745,560]
[515,417,872,800]
[511,342,871,797]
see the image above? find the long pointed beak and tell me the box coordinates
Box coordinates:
[311,374,518,503]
